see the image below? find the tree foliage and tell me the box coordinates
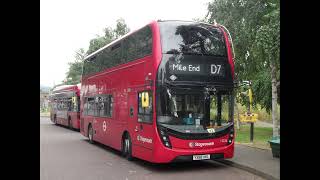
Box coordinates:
[64,48,86,85]
[205,0,279,112]
[86,18,130,55]
[63,18,130,85]
[113,18,130,39]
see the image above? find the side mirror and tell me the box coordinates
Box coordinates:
[142,92,149,108]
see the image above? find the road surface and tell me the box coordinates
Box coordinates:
[40,117,265,180]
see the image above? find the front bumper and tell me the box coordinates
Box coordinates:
[152,141,234,163]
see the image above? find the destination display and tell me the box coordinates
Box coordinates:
[168,62,225,76]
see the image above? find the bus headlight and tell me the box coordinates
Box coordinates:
[162,136,167,141]
[227,127,234,145]
[159,128,172,148]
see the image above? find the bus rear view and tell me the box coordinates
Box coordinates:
[153,21,235,162]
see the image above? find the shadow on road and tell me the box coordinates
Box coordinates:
[45,116,230,173]
[133,158,226,173]
[54,124,80,132]
[81,138,228,173]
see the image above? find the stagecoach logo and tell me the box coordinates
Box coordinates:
[169,75,177,81]
[102,121,107,132]
[137,135,152,143]
[189,142,214,148]
[189,142,195,148]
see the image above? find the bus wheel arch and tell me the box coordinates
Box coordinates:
[68,116,72,129]
[88,123,94,144]
[121,131,133,161]
[53,114,57,124]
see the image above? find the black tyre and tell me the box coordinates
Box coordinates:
[54,115,57,124]
[68,118,73,129]
[122,134,133,161]
[88,124,94,144]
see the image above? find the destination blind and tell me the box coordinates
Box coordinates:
[168,61,225,77]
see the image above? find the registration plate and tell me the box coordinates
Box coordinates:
[192,154,210,160]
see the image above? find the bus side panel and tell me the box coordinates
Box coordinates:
[68,112,79,129]
[108,88,128,151]
[106,89,120,150]
[88,73,126,151]
[80,22,158,159]
[80,85,86,136]
[128,91,153,161]
[94,59,152,153]
[116,87,129,151]
[106,70,130,151]
[127,60,155,161]
[93,116,105,143]
[57,110,68,126]
[75,112,80,129]
[84,116,94,138]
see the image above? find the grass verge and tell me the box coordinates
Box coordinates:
[40,112,50,117]
[235,124,273,149]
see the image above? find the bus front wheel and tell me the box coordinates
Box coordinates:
[53,115,57,124]
[68,117,73,130]
[88,124,94,144]
[122,134,133,161]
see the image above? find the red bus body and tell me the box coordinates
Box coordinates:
[80,20,235,163]
[49,84,81,130]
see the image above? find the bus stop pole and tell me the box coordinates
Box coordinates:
[248,86,254,143]
[250,122,254,142]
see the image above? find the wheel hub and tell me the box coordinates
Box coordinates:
[125,139,130,153]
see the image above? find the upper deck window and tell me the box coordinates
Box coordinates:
[82,25,153,77]
[159,21,227,57]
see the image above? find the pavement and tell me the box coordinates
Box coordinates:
[217,144,280,180]
[254,120,274,128]
[41,116,279,180]
[40,113,50,117]
[41,117,265,180]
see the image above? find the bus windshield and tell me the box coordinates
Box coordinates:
[157,87,233,131]
[159,21,227,56]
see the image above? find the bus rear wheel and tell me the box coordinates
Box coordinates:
[68,118,73,130]
[122,134,133,161]
[88,125,94,144]
[53,115,57,124]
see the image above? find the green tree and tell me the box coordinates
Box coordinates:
[64,18,130,86]
[86,18,130,55]
[64,48,86,85]
[86,36,108,55]
[252,2,280,136]
[113,18,130,39]
[205,0,280,136]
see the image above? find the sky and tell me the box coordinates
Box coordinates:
[40,0,211,87]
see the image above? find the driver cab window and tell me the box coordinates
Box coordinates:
[210,93,231,126]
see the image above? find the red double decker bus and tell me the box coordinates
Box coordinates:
[80,20,235,163]
[49,84,81,130]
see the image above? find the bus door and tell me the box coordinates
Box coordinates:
[94,95,113,145]
[85,97,97,140]
[128,90,154,159]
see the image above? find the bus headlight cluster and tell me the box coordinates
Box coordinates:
[227,127,234,145]
[159,128,172,148]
